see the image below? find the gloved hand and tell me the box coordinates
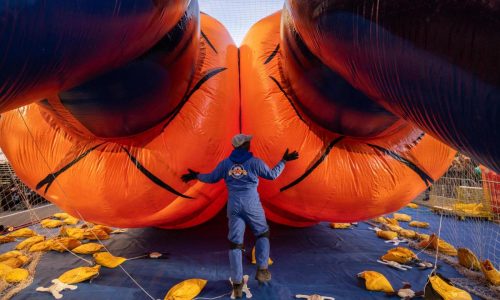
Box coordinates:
[282,148,299,161]
[181,169,199,182]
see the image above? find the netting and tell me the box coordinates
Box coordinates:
[0,1,498,299]
[0,116,157,300]
[413,153,499,266]
[403,153,500,298]
[0,153,49,221]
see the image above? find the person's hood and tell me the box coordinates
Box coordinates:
[229,148,253,164]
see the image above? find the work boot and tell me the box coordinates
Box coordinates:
[232,282,243,298]
[255,268,271,283]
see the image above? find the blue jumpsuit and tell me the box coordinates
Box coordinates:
[197,148,285,284]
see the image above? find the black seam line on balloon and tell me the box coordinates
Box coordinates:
[414,132,425,144]
[264,44,280,65]
[201,30,217,54]
[121,146,193,199]
[280,136,345,192]
[367,144,434,186]
[162,67,227,131]
[238,48,242,133]
[36,142,105,194]
[269,76,305,123]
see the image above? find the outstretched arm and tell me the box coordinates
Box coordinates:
[196,161,226,184]
[256,158,286,180]
[256,148,299,180]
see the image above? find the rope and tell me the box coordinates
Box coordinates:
[194,292,231,300]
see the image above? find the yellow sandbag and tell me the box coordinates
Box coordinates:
[431,236,457,256]
[72,243,104,254]
[357,271,394,293]
[0,263,13,278]
[92,225,113,234]
[164,278,207,300]
[457,248,481,271]
[330,223,351,229]
[385,224,403,232]
[84,228,110,240]
[58,265,100,284]
[376,230,398,240]
[0,250,23,261]
[251,247,273,265]
[399,229,417,239]
[372,217,388,224]
[60,227,85,240]
[419,234,457,256]
[53,213,70,220]
[5,268,29,283]
[417,233,430,241]
[393,213,412,222]
[29,241,51,252]
[0,235,16,243]
[381,247,417,264]
[17,255,30,265]
[1,257,24,268]
[16,235,45,250]
[93,252,126,268]
[63,216,80,225]
[50,237,82,252]
[40,219,64,228]
[409,221,429,228]
[406,203,419,209]
[8,228,36,238]
[453,202,484,215]
[428,275,472,300]
[481,259,500,286]
[385,218,400,226]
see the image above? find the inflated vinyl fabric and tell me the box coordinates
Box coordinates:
[0,0,498,228]
[240,11,454,226]
[0,1,239,228]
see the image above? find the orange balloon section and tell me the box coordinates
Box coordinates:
[239,12,455,226]
[0,2,458,228]
[0,12,239,229]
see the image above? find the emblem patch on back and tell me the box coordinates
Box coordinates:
[228,164,248,179]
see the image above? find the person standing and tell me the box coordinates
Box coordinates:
[181,134,299,298]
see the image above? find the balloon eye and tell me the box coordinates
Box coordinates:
[280,11,399,137]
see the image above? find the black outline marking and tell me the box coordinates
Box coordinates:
[201,30,217,54]
[162,67,227,130]
[280,136,345,192]
[121,147,193,199]
[367,144,434,186]
[269,76,305,122]
[414,132,425,144]
[36,143,105,193]
[264,44,280,65]
[238,48,242,133]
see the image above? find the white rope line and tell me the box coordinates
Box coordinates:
[16,108,156,300]
[194,292,231,300]
[422,209,445,293]
[0,203,54,219]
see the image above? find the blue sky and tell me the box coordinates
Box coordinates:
[199,0,284,45]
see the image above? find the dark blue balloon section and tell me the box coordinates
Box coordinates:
[284,0,500,171]
[0,0,187,112]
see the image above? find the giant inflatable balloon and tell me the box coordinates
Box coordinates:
[280,0,500,173]
[0,0,497,228]
[0,0,240,228]
[0,0,190,113]
[240,11,454,226]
